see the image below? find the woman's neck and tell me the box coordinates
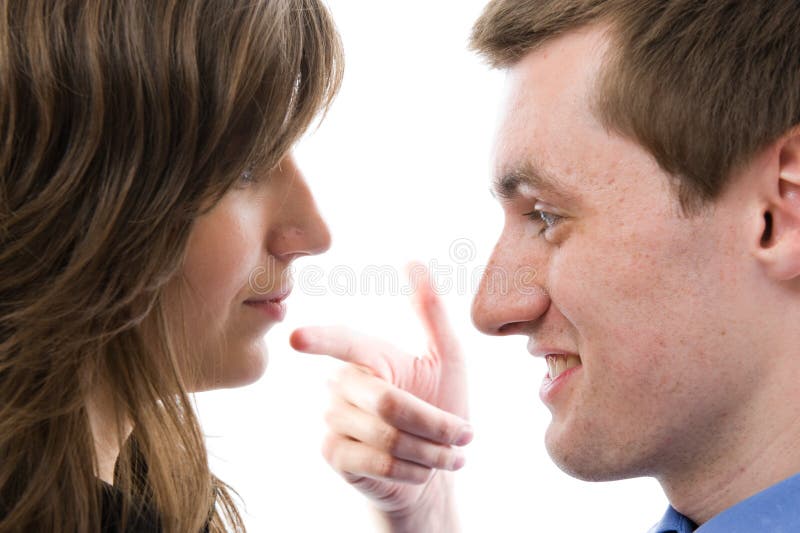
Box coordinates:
[86,384,133,485]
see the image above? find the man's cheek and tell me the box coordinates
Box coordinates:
[551,259,624,321]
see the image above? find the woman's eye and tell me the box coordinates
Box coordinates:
[239,166,255,183]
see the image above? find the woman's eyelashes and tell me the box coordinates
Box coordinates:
[239,165,256,184]
[238,164,278,189]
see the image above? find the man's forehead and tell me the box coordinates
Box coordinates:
[489,30,613,205]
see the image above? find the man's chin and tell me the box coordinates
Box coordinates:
[544,426,636,482]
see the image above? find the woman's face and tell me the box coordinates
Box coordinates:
[171,154,330,391]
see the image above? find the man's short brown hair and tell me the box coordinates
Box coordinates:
[471,0,800,213]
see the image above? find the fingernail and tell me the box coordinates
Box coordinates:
[454,424,473,446]
[451,452,466,470]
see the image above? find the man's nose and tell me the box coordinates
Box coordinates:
[471,238,550,335]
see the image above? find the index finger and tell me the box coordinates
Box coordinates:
[290,325,400,382]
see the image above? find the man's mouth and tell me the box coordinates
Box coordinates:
[546,354,582,379]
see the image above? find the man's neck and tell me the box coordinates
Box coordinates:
[659,369,800,525]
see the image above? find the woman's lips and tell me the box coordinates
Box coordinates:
[245,281,293,304]
[244,286,292,322]
[244,298,287,322]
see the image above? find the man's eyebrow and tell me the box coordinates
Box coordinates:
[491,161,568,201]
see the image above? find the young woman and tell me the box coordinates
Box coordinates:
[0,0,342,531]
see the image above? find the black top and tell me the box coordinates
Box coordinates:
[100,483,210,533]
[100,483,162,533]
[0,483,168,532]
[101,441,210,532]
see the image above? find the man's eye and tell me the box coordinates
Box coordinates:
[523,209,563,234]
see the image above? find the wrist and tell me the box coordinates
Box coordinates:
[376,472,459,533]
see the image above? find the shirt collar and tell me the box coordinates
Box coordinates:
[650,472,800,533]
[649,505,697,533]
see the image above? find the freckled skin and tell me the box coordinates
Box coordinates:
[471,25,800,521]
[165,155,331,392]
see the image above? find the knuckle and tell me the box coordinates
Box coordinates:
[320,434,338,465]
[342,336,357,359]
[371,455,396,479]
[375,391,401,421]
[322,408,337,428]
[434,423,456,444]
[435,447,452,469]
[375,425,400,452]
[412,468,434,486]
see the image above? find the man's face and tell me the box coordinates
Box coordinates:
[471,26,772,482]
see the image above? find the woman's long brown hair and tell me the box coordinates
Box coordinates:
[0,0,342,531]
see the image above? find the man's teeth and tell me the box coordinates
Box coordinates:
[546,354,582,379]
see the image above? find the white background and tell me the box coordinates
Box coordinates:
[196,1,667,531]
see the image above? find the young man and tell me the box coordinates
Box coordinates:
[292,1,800,531]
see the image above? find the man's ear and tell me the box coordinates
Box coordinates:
[755,131,800,281]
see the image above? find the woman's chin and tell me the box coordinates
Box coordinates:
[226,346,270,389]
[193,344,269,392]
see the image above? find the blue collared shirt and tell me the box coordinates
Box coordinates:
[649,472,800,532]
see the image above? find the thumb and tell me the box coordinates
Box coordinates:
[405,261,462,366]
